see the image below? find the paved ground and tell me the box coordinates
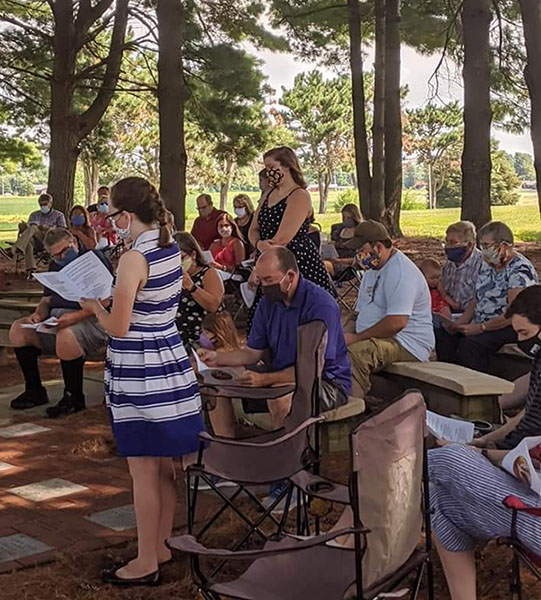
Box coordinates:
[0,371,209,574]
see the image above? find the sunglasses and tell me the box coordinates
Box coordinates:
[106,210,123,221]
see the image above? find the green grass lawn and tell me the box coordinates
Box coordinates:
[1,190,539,243]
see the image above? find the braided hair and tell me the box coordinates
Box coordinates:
[111,177,171,247]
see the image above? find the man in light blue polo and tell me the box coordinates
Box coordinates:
[200,246,351,428]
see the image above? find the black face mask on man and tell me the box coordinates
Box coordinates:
[518,328,541,358]
[262,274,290,304]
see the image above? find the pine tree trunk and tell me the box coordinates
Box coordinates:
[157,0,187,229]
[460,0,492,228]
[518,0,541,216]
[319,171,330,214]
[383,0,403,237]
[82,158,100,206]
[219,157,235,211]
[371,0,386,222]
[347,0,372,218]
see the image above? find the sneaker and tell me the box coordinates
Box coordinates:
[10,387,49,410]
[190,474,237,491]
[261,480,297,516]
[46,392,86,418]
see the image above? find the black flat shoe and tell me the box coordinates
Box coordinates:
[10,388,49,410]
[101,566,160,587]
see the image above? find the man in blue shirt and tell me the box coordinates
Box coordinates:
[199,246,351,430]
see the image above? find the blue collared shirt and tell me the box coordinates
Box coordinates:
[248,277,351,394]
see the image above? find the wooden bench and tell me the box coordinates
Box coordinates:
[376,361,515,423]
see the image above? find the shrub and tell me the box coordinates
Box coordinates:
[401,189,428,210]
[333,188,359,212]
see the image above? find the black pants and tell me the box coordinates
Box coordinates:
[435,325,517,373]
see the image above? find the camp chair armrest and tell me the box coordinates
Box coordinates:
[198,416,324,447]
[167,526,367,559]
[503,495,541,517]
[199,383,295,399]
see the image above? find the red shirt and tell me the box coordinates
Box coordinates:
[190,208,225,250]
[430,288,448,314]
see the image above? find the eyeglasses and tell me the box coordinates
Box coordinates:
[479,241,501,251]
[49,243,73,261]
[106,210,123,222]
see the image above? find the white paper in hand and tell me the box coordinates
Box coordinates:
[21,316,59,334]
[33,252,113,302]
[192,350,244,385]
[426,410,474,444]
[240,282,256,307]
[502,436,541,495]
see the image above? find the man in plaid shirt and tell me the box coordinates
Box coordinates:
[1,193,66,277]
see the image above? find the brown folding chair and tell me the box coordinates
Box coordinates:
[184,321,329,578]
[169,390,435,600]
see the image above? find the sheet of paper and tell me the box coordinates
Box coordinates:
[241,259,255,268]
[502,436,541,496]
[21,316,59,333]
[217,270,232,282]
[202,250,213,264]
[192,349,246,386]
[321,243,339,260]
[33,252,113,302]
[240,282,256,307]
[426,410,475,443]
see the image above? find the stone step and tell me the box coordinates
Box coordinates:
[0,290,42,300]
[0,299,38,321]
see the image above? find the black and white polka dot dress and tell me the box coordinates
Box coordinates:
[176,265,212,347]
[247,188,335,331]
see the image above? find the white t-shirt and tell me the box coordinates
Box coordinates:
[355,250,435,361]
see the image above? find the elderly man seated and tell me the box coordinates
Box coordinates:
[1,193,66,277]
[440,220,483,312]
[199,245,351,431]
[436,221,538,373]
[343,220,435,398]
[9,228,111,418]
[190,193,225,251]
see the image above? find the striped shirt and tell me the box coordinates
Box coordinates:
[498,356,541,449]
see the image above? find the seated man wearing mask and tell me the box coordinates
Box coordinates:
[436,221,538,373]
[440,220,483,312]
[199,246,351,430]
[1,193,66,277]
[344,221,435,398]
[8,228,111,418]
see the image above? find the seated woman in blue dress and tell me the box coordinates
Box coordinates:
[430,284,541,600]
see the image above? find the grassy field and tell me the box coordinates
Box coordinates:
[1,190,539,243]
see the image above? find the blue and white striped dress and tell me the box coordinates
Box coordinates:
[105,229,205,457]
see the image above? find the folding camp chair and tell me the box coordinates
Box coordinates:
[334,264,363,311]
[500,495,541,600]
[185,320,329,576]
[169,390,435,600]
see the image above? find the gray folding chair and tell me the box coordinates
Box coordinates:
[185,321,329,575]
[169,390,435,600]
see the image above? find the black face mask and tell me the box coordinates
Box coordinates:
[518,328,541,358]
[266,167,284,187]
[261,274,288,304]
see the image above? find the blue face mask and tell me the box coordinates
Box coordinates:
[98,203,108,214]
[55,246,79,267]
[445,245,468,264]
[343,218,355,228]
[40,205,51,214]
[199,332,215,350]
[71,215,85,227]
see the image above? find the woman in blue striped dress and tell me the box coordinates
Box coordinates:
[81,177,204,587]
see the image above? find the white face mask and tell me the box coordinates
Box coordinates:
[112,213,132,240]
[234,207,246,218]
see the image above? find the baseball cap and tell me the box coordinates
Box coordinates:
[343,220,391,251]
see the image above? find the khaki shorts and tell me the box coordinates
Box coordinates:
[347,337,418,397]
[39,308,108,359]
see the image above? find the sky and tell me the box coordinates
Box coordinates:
[250,43,533,155]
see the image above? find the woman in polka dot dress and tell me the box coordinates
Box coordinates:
[247,146,335,330]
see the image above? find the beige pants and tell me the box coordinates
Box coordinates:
[347,337,418,397]
[14,223,45,270]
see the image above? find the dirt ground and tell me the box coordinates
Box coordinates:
[0,238,539,599]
